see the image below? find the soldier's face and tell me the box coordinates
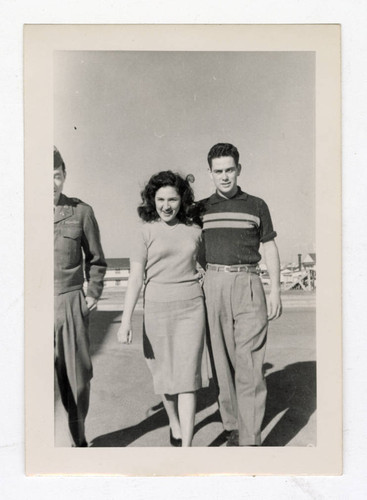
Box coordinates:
[54,166,66,205]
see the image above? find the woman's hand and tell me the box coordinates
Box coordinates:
[116,261,144,345]
[117,318,133,344]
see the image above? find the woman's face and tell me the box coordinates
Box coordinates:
[155,186,181,225]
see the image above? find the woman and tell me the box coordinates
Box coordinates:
[117,171,208,447]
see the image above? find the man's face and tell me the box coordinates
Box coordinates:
[54,166,66,205]
[209,156,241,198]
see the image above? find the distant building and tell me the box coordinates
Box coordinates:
[261,252,316,290]
[104,258,130,288]
[302,253,316,269]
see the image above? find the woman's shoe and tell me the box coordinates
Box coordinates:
[170,429,182,447]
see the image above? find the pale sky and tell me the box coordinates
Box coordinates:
[54,51,315,264]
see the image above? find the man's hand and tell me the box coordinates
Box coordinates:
[262,239,282,321]
[267,289,282,320]
[85,296,98,312]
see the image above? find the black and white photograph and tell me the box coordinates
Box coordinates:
[53,49,315,449]
[25,25,341,475]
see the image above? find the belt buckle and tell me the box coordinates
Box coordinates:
[225,265,239,272]
[223,265,232,272]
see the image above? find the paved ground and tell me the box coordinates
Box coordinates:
[55,289,316,447]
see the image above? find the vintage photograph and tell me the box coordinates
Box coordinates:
[53,50,316,449]
[25,25,341,475]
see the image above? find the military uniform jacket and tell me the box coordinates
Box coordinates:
[54,193,107,298]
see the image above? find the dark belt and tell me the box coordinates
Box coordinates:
[206,263,260,274]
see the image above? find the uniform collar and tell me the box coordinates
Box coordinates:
[54,193,74,223]
[207,187,248,205]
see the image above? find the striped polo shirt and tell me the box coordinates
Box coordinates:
[199,187,277,266]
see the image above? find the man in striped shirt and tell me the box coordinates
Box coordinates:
[199,143,282,446]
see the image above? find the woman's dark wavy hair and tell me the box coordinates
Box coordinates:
[138,170,196,225]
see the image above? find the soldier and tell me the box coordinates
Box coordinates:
[54,146,107,447]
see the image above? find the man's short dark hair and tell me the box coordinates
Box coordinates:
[207,143,240,169]
[54,146,66,173]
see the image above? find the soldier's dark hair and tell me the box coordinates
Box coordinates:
[138,170,195,225]
[207,143,240,169]
[54,146,66,173]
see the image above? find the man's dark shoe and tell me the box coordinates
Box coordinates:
[226,430,239,447]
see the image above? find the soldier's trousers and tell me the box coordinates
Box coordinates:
[54,289,92,446]
[204,269,268,446]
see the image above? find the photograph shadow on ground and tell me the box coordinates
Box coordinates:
[207,360,317,447]
[261,360,316,446]
[88,312,316,447]
[90,378,219,447]
[90,408,169,447]
[90,360,316,447]
[90,359,316,447]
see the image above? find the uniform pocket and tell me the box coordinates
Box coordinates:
[61,225,82,266]
[62,226,82,239]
